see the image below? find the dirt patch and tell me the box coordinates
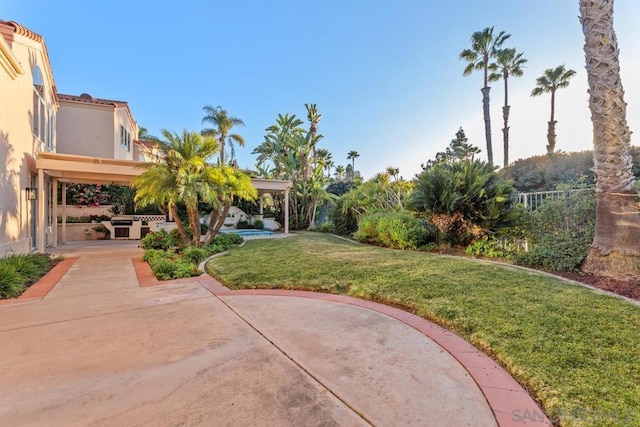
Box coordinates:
[553,271,640,301]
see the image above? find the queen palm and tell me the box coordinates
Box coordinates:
[460,27,511,166]
[530,65,576,154]
[489,48,527,168]
[201,105,245,165]
[334,165,346,180]
[579,0,640,276]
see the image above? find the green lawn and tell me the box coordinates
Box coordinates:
[206,233,640,427]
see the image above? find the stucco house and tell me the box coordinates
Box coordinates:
[0,20,58,255]
[56,93,139,161]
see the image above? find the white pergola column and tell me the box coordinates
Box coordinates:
[259,197,264,215]
[37,168,45,253]
[52,178,58,248]
[284,189,289,234]
[61,183,67,243]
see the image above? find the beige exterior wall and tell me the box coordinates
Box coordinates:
[113,106,137,160]
[57,103,114,158]
[0,22,57,255]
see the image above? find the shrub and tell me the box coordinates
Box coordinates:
[0,264,24,298]
[169,228,189,248]
[465,239,507,259]
[213,233,244,247]
[140,229,175,250]
[328,199,358,236]
[409,159,520,245]
[517,237,590,271]
[182,246,208,264]
[200,223,209,235]
[355,212,434,250]
[317,223,334,233]
[516,189,595,271]
[253,220,264,230]
[236,220,252,229]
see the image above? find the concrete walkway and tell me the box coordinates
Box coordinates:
[0,241,550,426]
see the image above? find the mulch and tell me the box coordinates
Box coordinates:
[553,271,640,301]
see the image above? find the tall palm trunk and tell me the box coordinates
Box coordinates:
[546,89,557,154]
[580,0,640,277]
[481,87,493,166]
[502,75,510,168]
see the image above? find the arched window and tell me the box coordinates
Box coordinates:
[32,65,52,149]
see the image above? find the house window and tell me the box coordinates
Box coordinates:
[32,65,53,149]
[120,125,131,152]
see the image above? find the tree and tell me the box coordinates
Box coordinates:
[133,130,219,247]
[421,128,481,169]
[530,65,576,154]
[347,150,360,177]
[460,27,511,166]
[253,110,330,230]
[306,104,322,165]
[201,105,245,164]
[579,0,640,277]
[489,48,527,168]
[334,165,346,180]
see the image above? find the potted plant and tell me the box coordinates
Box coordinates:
[92,224,110,240]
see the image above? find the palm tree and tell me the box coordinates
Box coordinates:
[201,105,245,165]
[579,0,640,277]
[530,65,576,154]
[305,104,322,164]
[334,165,346,180]
[460,27,511,166]
[347,150,360,173]
[489,48,527,168]
[133,129,219,247]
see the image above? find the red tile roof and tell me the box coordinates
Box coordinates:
[57,93,129,108]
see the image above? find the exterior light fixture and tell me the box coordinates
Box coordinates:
[25,187,37,200]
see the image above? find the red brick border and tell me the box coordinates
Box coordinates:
[214,286,552,427]
[0,257,78,305]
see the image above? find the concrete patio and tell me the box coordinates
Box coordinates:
[0,241,550,426]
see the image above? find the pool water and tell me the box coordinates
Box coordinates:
[219,229,274,237]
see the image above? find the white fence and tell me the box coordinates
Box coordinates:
[514,189,590,211]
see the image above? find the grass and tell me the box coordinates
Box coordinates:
[206,232,640,427]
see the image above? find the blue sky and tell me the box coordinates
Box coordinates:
[5,0,640,179]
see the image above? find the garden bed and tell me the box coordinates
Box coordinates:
[0,253,62,299]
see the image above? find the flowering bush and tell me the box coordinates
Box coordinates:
[140,230,175,250]
[65,184,110,207]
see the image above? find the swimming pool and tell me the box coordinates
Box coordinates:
[219,229,274,237]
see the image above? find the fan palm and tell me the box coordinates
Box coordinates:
[201,105,245,165]
[579,0,640,276]
[460,27,511,166]
[530,65,576,154]
[489,48,527,168]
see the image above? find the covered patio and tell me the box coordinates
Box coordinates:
[35,152,293,252]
